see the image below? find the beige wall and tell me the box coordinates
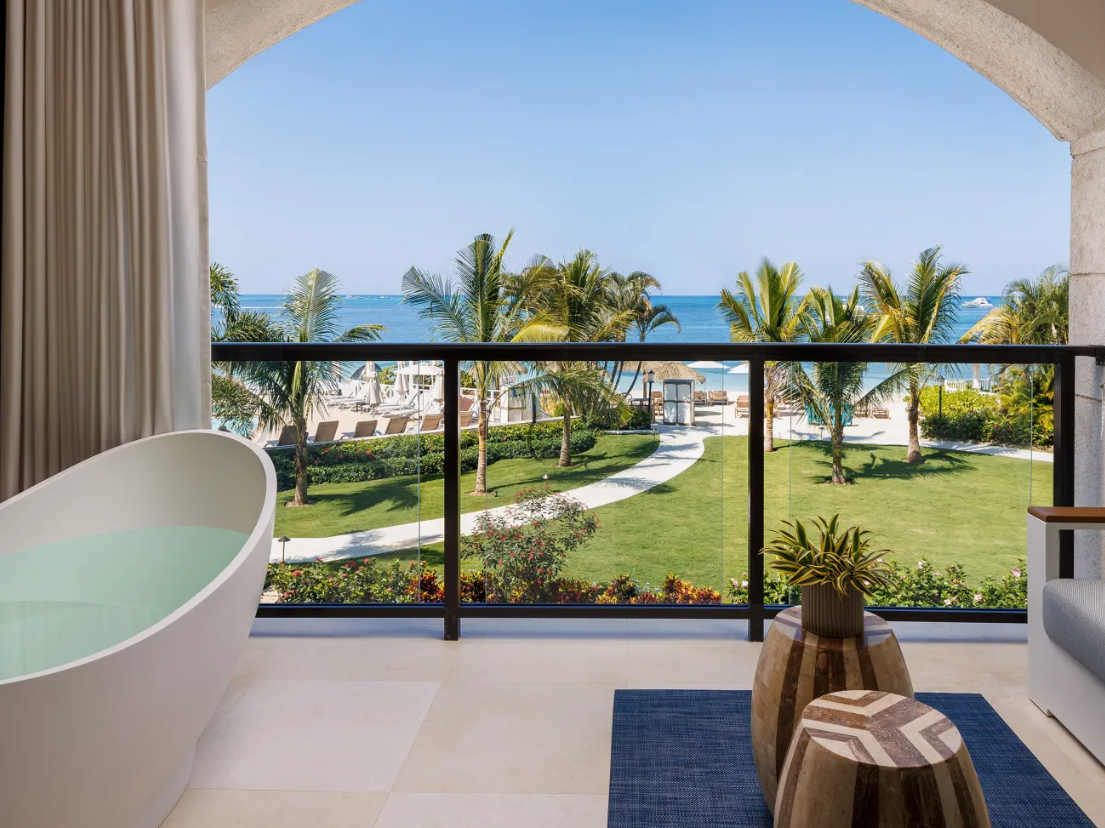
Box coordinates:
[991,0,1105,81]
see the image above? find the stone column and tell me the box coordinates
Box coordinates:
[1071,130,1105,578]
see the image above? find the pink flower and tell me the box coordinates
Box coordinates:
[292,570,303,577]
[973,593,983,602]
[1011,567,1022,579]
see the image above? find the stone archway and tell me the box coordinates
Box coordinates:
[204,0,1105,574]
[205,0,1105,136]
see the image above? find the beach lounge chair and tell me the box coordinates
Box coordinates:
[872,407,890,419]
[342,419,378,440]
[459,410,475,428]
[266,425,298,447]
[735,395,750,417]
[307,421,339,443]
[418,414,443,432]
[459,395,475,413]
[694,390,708,405]
[381,416,409,436]
[708,391,728,406]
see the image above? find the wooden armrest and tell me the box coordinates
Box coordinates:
[1028,507,1105,524]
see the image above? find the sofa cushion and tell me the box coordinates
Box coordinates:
[1043,579,1105,684]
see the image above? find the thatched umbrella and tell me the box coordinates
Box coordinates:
[628,361,706,396]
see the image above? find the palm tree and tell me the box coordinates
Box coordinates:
[961,264,1069,346]
[238,269,384,506]
[402,231,542,495]
[523,250,635,466]
[717,258,806,452]
[960,265,1067,441]
[859,247,966,464]
[789,286,898,484]
[607,270,681,395]
[210,262,284,435]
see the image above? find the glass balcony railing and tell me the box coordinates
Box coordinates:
[211,341,1085,640]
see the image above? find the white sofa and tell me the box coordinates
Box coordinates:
[1028,506,1105,765]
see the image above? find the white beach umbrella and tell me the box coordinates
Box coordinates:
[363,361,382,406]
[430,372,444,403]
[394,360,410,398]
[727,363,750,374]
[687,360,725,370]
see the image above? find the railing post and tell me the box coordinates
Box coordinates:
[747,357,765,641]
[1053,354,1076,578]
[443,357,461,639]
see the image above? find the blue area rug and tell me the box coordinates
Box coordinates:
[608,690,1094,827]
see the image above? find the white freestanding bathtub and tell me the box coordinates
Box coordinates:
[0,430,276,828]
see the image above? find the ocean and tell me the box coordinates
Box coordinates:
[236,293,1002,393]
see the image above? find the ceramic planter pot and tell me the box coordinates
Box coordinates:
[800,583,865,637]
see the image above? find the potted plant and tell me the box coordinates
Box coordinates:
[761,515,895,637]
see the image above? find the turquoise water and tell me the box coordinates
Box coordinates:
[0,526,247,681]
[233,293,1002,393]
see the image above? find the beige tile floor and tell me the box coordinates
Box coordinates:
[163,618,1105,827]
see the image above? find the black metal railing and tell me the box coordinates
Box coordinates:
[215,340,1100,640]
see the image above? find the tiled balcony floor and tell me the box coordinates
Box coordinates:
[163,619,1105,827]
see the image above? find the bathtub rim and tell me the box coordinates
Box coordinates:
[0,429,276,687]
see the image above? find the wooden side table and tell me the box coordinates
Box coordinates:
[775,690,990,827]
[751,607,914,813]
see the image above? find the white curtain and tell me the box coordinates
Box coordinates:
[1,0,209,500]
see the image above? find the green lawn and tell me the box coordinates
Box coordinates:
[274,433,659,538]
[361,438,1052,591]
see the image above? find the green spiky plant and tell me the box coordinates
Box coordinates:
[762,515,896,597]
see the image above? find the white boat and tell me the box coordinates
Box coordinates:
[962,297,993,309]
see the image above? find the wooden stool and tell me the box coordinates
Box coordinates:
[775,690,990,827]
[752,607,913,813]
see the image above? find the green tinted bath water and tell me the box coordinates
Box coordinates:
[0,526,247,681]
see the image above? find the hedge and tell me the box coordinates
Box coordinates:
[266,556,1027,609]
[269,423,599,490]
[917,386,1052,449]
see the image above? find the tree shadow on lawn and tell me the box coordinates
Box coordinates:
[325,437,659,520]
[326,476,428,520]
[803,443,972,484]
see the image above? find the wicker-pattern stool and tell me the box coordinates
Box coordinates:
[752,607,913,812]
[775,690,990,827]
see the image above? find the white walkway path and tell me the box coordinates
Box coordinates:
[271,424,710,563]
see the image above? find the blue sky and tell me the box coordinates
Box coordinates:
[208,0,1071,296]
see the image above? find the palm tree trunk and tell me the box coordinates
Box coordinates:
[831,417,846,484]
[475,398,489,494]
[559,407,573,467]
[626,362,643,398]
[906,380,924,464]
[764,398,775,453]
[293,418,310,506]
[763,367,777,453]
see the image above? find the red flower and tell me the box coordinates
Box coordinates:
[292,570,303,577]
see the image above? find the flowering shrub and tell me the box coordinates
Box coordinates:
[266,557,441,603]
[727,558,1028,609]
[461,488,600,602]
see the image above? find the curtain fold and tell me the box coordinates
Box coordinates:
[1,0,209,500]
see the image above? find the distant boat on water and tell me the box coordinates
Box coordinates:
[962,297,993,309]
